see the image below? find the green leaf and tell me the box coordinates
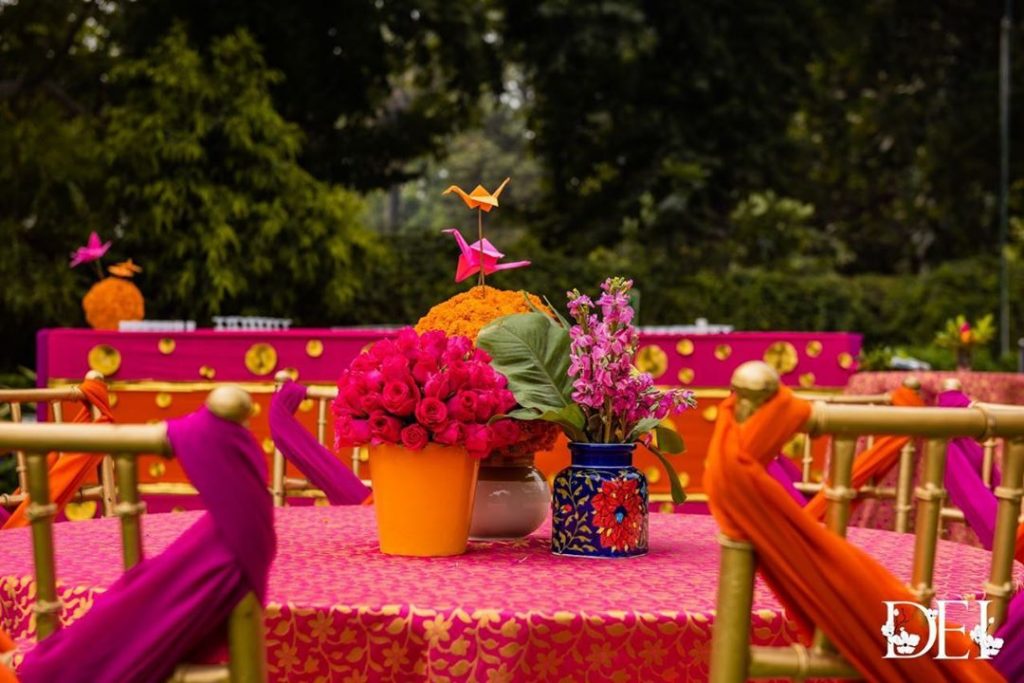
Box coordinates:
[627,417,660,443]
[654,425,685,454]
[478,312,574,411]
[643,443,688,504]
[542,295,572,329]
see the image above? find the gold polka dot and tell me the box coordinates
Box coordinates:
[199,365,216,380]
[299,399,315,413]
[702,405,719,422]
[837,352,854,370]
[359,448,370,463]
[245,343,278,376]
[158,338,176,355]
[65,501,97,521]
[282,367,300,381]
[714,344,732,361]
[677,368,695,384]
[306,339,324,358]
[262,438,275,455]
[678,472,690,488]
[148,461,166,478]
[314,497,331,507]
[108,393,118,408]
[87,344,121,376]
[250,402,262,417]
[171,506,186,514]
[676,339,695,356]
[155,392,172,409]
[799,372,816,388]
[635,345,668,379]
[763,341,799,374]
[805,340,823,358]
[644,467,662,484]
[659,502,675,514]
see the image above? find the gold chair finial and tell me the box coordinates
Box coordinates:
[273,370,292,384]
[941,377,962,392]
[731,361,780,423]
[84,370,105,381]
[206,386,252,423]
[902,376,922,391]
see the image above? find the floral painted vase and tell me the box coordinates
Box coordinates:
[551,442,649,558]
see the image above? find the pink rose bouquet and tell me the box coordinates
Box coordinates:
[333,327,520,458]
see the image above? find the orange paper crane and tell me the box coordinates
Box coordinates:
[442,177,511,213]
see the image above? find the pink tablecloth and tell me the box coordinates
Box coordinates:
[1,507,1018,682]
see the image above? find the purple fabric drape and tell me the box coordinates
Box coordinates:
[268,381,370,505]
[18,407,276,683]
[766,456,808,505]
[995,592,1024,680]
[0,507,8,524]
[938,390,998,550]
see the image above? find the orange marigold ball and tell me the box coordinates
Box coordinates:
[82,277,145,330]
[415,285,549,341]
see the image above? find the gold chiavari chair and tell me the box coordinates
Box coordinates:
[0,387,266,683]
[269,371,365,507]
[710,364,1024,681]
[0,371,117,517]
[791,381,920,532]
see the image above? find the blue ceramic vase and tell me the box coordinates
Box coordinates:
[550,442,649,558]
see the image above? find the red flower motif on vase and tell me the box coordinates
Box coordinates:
[591,478,645,551]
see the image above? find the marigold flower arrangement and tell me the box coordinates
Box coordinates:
[332,327,522,458]
[70,231,145,330]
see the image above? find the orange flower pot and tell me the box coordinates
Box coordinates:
[369,442,480,556]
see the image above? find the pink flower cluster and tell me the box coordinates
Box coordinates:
[333,327,520,458]
[567,277,696,441]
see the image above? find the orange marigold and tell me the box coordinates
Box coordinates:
[415,285,550,341]
[82,277,145,330]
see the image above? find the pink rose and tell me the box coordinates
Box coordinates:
[350,354,379,372]
[495,389,517,413]
[335,414,371,447]
[447,363,470,392]
[464,424,493,458]
[369,338,400,361]
[415,397,448,427]
[469,364,498,390]
[368,411,402,444]
[419,330,447,359]
[382,380,419,416]
[394,327,419,353]
[423,374,451,399]
[400,423,429,450]
[474,392,496,421]
[445,335,472,361]
[433,421,465,445]
[472,347,492,363]
[359,391,384,414]
[446,391,478,422]
[381,355,411,382]
[489,419,521,448]
[412,357,439,384]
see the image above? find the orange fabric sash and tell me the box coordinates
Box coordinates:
[804,385,925,520]
[1017,522,1024,564]
[0,628,17,683]
[2,380,114,530]
[704,387,1000,682]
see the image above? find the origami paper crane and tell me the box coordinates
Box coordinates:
[444,229,530,283]
[442,177,511,213]
[108,259,142,278]
[69,232,111,268]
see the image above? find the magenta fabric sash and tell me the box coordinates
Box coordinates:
[0,507,8,524]
[268,381,370,505]
[766,456,808,505]
[17,407,276,683]
[938,390,998,550]
[995,592,1024,679]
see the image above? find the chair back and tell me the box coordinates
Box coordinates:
[0,371,116,516]
[0,387,266,682]
[710,362,1024,681]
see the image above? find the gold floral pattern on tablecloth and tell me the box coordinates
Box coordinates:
[0,507,1018,682]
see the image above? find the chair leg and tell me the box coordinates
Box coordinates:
[710,534,755,683]
[228,592,267,683]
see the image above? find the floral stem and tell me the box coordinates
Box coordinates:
[603,397,613,443]
[94,260,104,281]
[477,209,485,287]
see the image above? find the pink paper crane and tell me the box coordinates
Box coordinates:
[69,232,111,268]
[443,229,530,283]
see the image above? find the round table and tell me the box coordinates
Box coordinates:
[0,507,1018,682]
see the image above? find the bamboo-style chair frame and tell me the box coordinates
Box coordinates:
[710,362,1024,682]
[0,387,266,683]
[0,370,117,516]
[269,372,365,507]
[791,381,923,533]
